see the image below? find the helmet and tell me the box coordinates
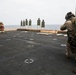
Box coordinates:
[65,12,75,20]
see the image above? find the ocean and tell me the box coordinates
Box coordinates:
[4,25,61,30]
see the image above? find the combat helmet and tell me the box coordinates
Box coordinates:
[65,12,75,20]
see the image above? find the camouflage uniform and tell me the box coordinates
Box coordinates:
[60,12,76,58]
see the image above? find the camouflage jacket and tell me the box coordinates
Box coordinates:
[60,17,76,31]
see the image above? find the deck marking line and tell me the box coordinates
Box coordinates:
[61,44,66,46]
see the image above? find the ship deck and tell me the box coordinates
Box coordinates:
[0,31,75,75]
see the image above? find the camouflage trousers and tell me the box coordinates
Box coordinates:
[66,42,76,59]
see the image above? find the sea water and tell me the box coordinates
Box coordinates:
[4,24,61,30]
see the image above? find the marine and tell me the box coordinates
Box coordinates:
[60,12,76,73]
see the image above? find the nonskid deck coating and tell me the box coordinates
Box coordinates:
[0,31,75,75]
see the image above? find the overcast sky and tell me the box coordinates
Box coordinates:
[0,0,75,25]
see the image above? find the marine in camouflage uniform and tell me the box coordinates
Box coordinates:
[60,12,76,74]
[60,12,76,58]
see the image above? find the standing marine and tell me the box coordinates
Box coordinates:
[60,12,76,73]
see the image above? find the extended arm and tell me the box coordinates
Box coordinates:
[60,22,67,30]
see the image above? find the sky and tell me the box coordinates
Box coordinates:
[0,0,75,25]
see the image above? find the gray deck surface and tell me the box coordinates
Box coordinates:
[0,31,76,75]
